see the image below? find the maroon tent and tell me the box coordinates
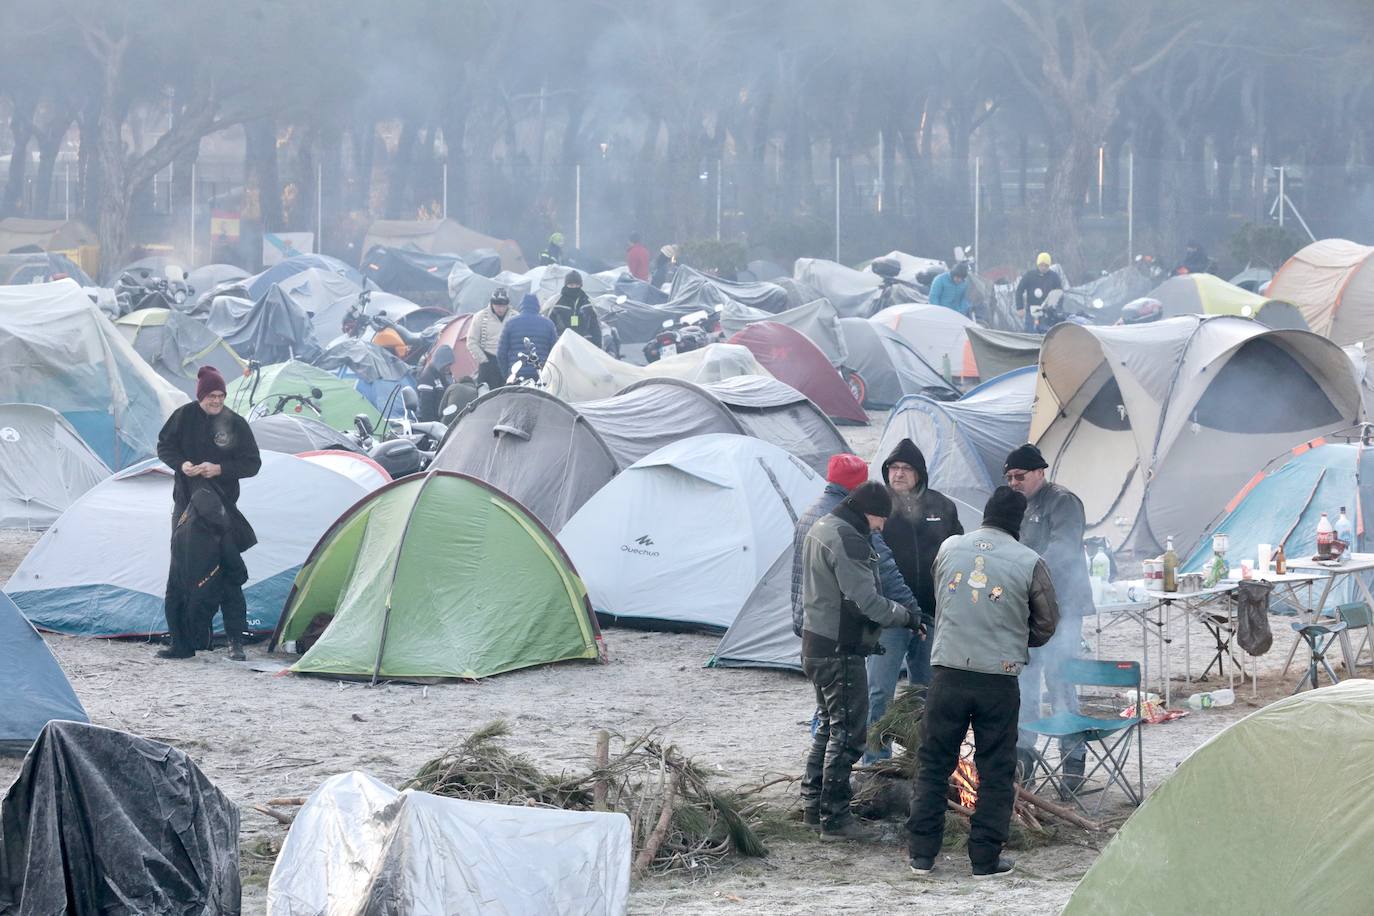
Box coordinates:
[728,322,868,424]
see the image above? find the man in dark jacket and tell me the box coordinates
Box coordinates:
[547,271,602,347]
[871,439,963,735]
[497,293,558,382]
[1004,443,1092,785]
[156,366,262,660]
[907,487,1059,879]
[160,487,250,659]
[801,482,919,842]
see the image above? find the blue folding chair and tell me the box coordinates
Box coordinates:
[1020,659,1145,814]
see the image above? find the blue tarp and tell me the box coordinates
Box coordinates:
[0,591,87,754]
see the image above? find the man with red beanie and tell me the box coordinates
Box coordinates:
[156,365,261,660]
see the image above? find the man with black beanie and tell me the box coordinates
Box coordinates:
[906,486,1058,878]
[547,270,601,346]
[800,481,920,841]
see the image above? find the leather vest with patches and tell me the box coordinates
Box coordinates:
[930,527,1041,676]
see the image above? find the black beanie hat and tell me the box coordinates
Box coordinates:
[983,486,1028,539]
[1004,443,1049,474]
[843,481,893,518]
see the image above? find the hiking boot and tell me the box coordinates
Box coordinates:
[156,647,195,660]
[802,809,821,831]
[909,856,936,876]
[971,856,1016,879]
[228,640,246,662]
[819,820,879,842]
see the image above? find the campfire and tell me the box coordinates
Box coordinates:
[952,754,979,809]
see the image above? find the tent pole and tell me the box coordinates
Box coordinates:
[1278,166,1285,229]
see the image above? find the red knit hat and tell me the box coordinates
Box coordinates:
[196,366,227,401]
[826,453,868,491]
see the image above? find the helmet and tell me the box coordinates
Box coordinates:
[490,287,510,305]
[1036,252,1052,267]
[549,232,565,246]
[1119,297,1163,325]
[373,327,409,358]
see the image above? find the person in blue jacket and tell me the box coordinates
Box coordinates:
[928,262,971,316]
[497,293,558,382]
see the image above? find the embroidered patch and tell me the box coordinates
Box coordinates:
[1002,661,1021,674]
[974,539,994,551]
[989,586,1004,602]
[213,429,231,448]
[968,556,988,589]
[970,589,979,603]
[947,572,963,592]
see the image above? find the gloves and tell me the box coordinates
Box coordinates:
[908,607,929,638]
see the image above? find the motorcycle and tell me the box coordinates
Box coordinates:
[348,385,448,478]
[115,269,196,315]
[506,337,548,387]
[232,359,328,421]
[642,308,721,363]
[866,257,925,317]
[1032,289,1098,330]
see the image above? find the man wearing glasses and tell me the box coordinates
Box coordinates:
[1002,444,1091,790]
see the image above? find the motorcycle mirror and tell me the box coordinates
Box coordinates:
[310,387,324,400]
[353,413,374,436]
[401,386,419,411]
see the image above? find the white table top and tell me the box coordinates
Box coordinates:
[1287,552,1374,574]
[1143,584,1236,601]
[1222,571,1328,585]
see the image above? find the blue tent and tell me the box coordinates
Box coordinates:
[0,590,87,754]
[247,254,365,301]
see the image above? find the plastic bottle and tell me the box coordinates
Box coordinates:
[1336,507,1353,554]
[1162,536,1179,592]
[1317,512,1334,559]
[1185,688,1235,710]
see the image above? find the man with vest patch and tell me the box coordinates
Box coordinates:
[906,486,1058,879]
[800,482,920,841]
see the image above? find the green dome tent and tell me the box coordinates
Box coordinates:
[1064,680,1374,915]
[272,472,603,681]
[225,359,378,431]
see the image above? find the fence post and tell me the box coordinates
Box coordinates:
[1278,166,1285,228]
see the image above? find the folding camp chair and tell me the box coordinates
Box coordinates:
[1337,602,1374,673]
[1020,659,1144,815]
[1290,621,1348,693]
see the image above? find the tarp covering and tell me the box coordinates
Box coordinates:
[561,434,823,630]
[719,297,848,366]
[359,245,463,297]
[208,284,321,363]
[266,771,631,916]
[1150,273,1308,329]
[838,317,959,408]
[447,262,534,315]
[542,330,767,402]
[273,472,602,681]
[1265,239,1374,348]
[0,720,240,913]
[871,304,978,378]
[964,326,1041,379]
[250,413,361,454]
[115,307,246,397]
[0,217,95,254]
[1031,316,1362,558]
[186,264,248,302]
[793,258,924,317]
[669,264,794,313]
[226,360,379,431]
[0,279,186,469]
[1063,680,1374,916]
[587,293,695,344]
[0,591,87,754]
[1059,263,1159,324]
[0,403,110,530]
[9,452,368,637]
[313,338,411,385]
[728,322,868,423]
[363,218,528,273]
[870,367,1037,509]
[247,253,364,301]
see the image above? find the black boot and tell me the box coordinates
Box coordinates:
[157,646,195,660]
[228,639,246,661]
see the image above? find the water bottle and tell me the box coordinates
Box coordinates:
[1091,547,1110,584]
[1185,688,1235,710]
[1336,507,1353,554]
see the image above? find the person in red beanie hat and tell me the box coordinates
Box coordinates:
[155,365,261,661]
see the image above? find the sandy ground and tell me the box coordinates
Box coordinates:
[0,413,1340,914]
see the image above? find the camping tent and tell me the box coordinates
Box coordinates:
[542,330,768,402]
[871,304,978,379]
[297,450,391,491]
[0,280,185,469]
[115,307,245,396]
[793,258,924,317]
[0,404,110,529]
[0,217,95,255]
[1059,263,1158,323]
[1265,239,1374,348]
[719,297,848,366]
[1063,680,1374,916]
[430,312,481,380]
[560,434,823,631]
[364,218,528,273]
[226,360,379,431]
[0,721,240,911]
[0,591,88,754]
[266,771,631,915]
[447,262,534,314]
[870,367,1037,509]
[964,326,1042,379]
[8,452,369,637]
[670,264,795,312]
[250,413,361,454]
[627,375,851,475]
[272,472,602,681]
[1151,273,1308,328]
[728,322,868,424]
[207,284,321,363]
[273,266,365,339]
[839,317,959,408]
[246,253,364,301]
[1345,343,1374,419]
[1032,316,1361,559]
[359,245,463,298]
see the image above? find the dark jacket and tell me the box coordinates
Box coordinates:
[497,294,558,379]
[790,482,916,637]
[165,486,250,649]
[1014,268,1062,310]
[548,288,602,345]
[801,501,914,658]
[1021,481,1094,621]
[156,402,261,551]
[880,438,963,625]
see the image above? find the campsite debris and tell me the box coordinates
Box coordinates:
[405,720,767,875]
[266,796,307,806]
[593,729,610,811]
[253,803,295,826]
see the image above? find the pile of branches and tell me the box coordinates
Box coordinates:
[405,721,767,876]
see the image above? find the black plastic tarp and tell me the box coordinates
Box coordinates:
[207,285,321,363]
[360,245,463,297]
[0,720,241,914]
[669,265,794,313]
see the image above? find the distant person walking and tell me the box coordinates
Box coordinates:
[626,232,651,282]
[467,287,511,389]
[155,366,261,660]
[547,271,601,346]
[1014,253,1063,332]
[928,262,971,317]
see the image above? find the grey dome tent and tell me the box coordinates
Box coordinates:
[250,413,362,454]
[0,403,110,529]
[0,591,87,754]
[839,317,959,408]
[965,326,1041,379]
[719,297,848,366]
[869,367,1037,510]
[1033,316,1362,559]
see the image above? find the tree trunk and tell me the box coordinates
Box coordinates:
[3,96,36,217]
[385,119,417,219]
[350,120,377,214]
[32,117,70,220]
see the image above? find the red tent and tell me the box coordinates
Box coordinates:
[728,322,868,424]
[430,313,479,379]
